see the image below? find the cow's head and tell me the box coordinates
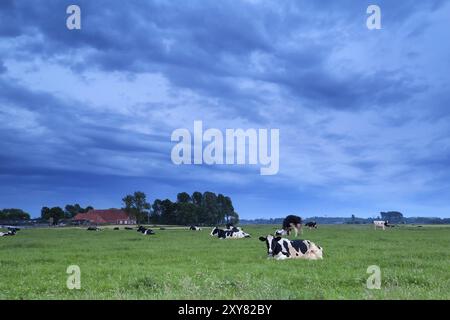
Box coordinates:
[210,227,219,236]
[275,229,286,236]
[137,226,145,232]
[259,235,282,257]
[309,243,324,259]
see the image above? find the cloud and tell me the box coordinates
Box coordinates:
[1,0,450,217]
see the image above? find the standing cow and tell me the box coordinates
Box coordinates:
[305,221,318,229]
[282,215,303,237]
[373,220,389,230]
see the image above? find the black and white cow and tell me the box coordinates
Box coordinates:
[113,227,120,230]
[210,227,250,239]
[0,230,16,237]
[305,221,318,229]
[124,227,134,230]
[189,225,201,231]
[87,226,101,231]
[137,226,155,235]
[259,235,323,260]
[282,215,303,236]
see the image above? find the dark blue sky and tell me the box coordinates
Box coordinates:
[1,0,450,218]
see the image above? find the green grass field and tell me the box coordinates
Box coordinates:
[0,225,449,299]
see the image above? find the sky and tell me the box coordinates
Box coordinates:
[1,0,450,219]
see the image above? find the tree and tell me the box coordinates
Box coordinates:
[160,199,176,224]
[192,192,203,206]
[191,191,204,224]
[0,208,30,221]
[150,199,163,224]
[380,211,404,223]
[122,191,150,224]
[145,191,239,226]
[175,202,197,225]
[40,207,65,225]
[65,204,77,218]
[217,194,227,224]
[228,211,239,225]
[221,196,236,224]
[41,207,51,220]
[202,192,219,225]
[177,192,191,204]
[64,204,94,218]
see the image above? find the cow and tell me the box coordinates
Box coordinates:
[124,227,134,230]
[113,227,120,230]
[259,235,323,260]
[210,227,250,239]
[282,215,303,236]
[305,221,318,229]
[137,226,155,235]
[189,226,201,231]
[0,230,16,237]
[87,226,101,231]
[373,220,388,230]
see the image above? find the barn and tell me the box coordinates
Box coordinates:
[73,209,136,225]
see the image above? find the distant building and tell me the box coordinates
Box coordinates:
[73,209,136,225]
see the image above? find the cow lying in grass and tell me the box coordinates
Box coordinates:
[210,227,250,239]
[87,226,101,231]
[189,225,201,231]
[259,235,323,260]
[137,226,155,235]
[0,230,16,237]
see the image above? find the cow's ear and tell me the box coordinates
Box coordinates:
[259,236,266,242]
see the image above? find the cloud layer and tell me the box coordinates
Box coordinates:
[1,0,450,218]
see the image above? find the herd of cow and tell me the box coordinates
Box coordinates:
[1,216,392,261]
[206,215,323,260]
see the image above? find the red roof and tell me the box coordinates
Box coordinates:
[73,209,133,224]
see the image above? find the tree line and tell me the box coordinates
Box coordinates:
[40,204,94,224]
[27,191,239,226]
[0,208,30,221]
[122,191,239,225]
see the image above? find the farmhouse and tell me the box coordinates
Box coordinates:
[73,209,136,225]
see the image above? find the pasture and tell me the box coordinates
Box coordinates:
[0,225,449,299]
